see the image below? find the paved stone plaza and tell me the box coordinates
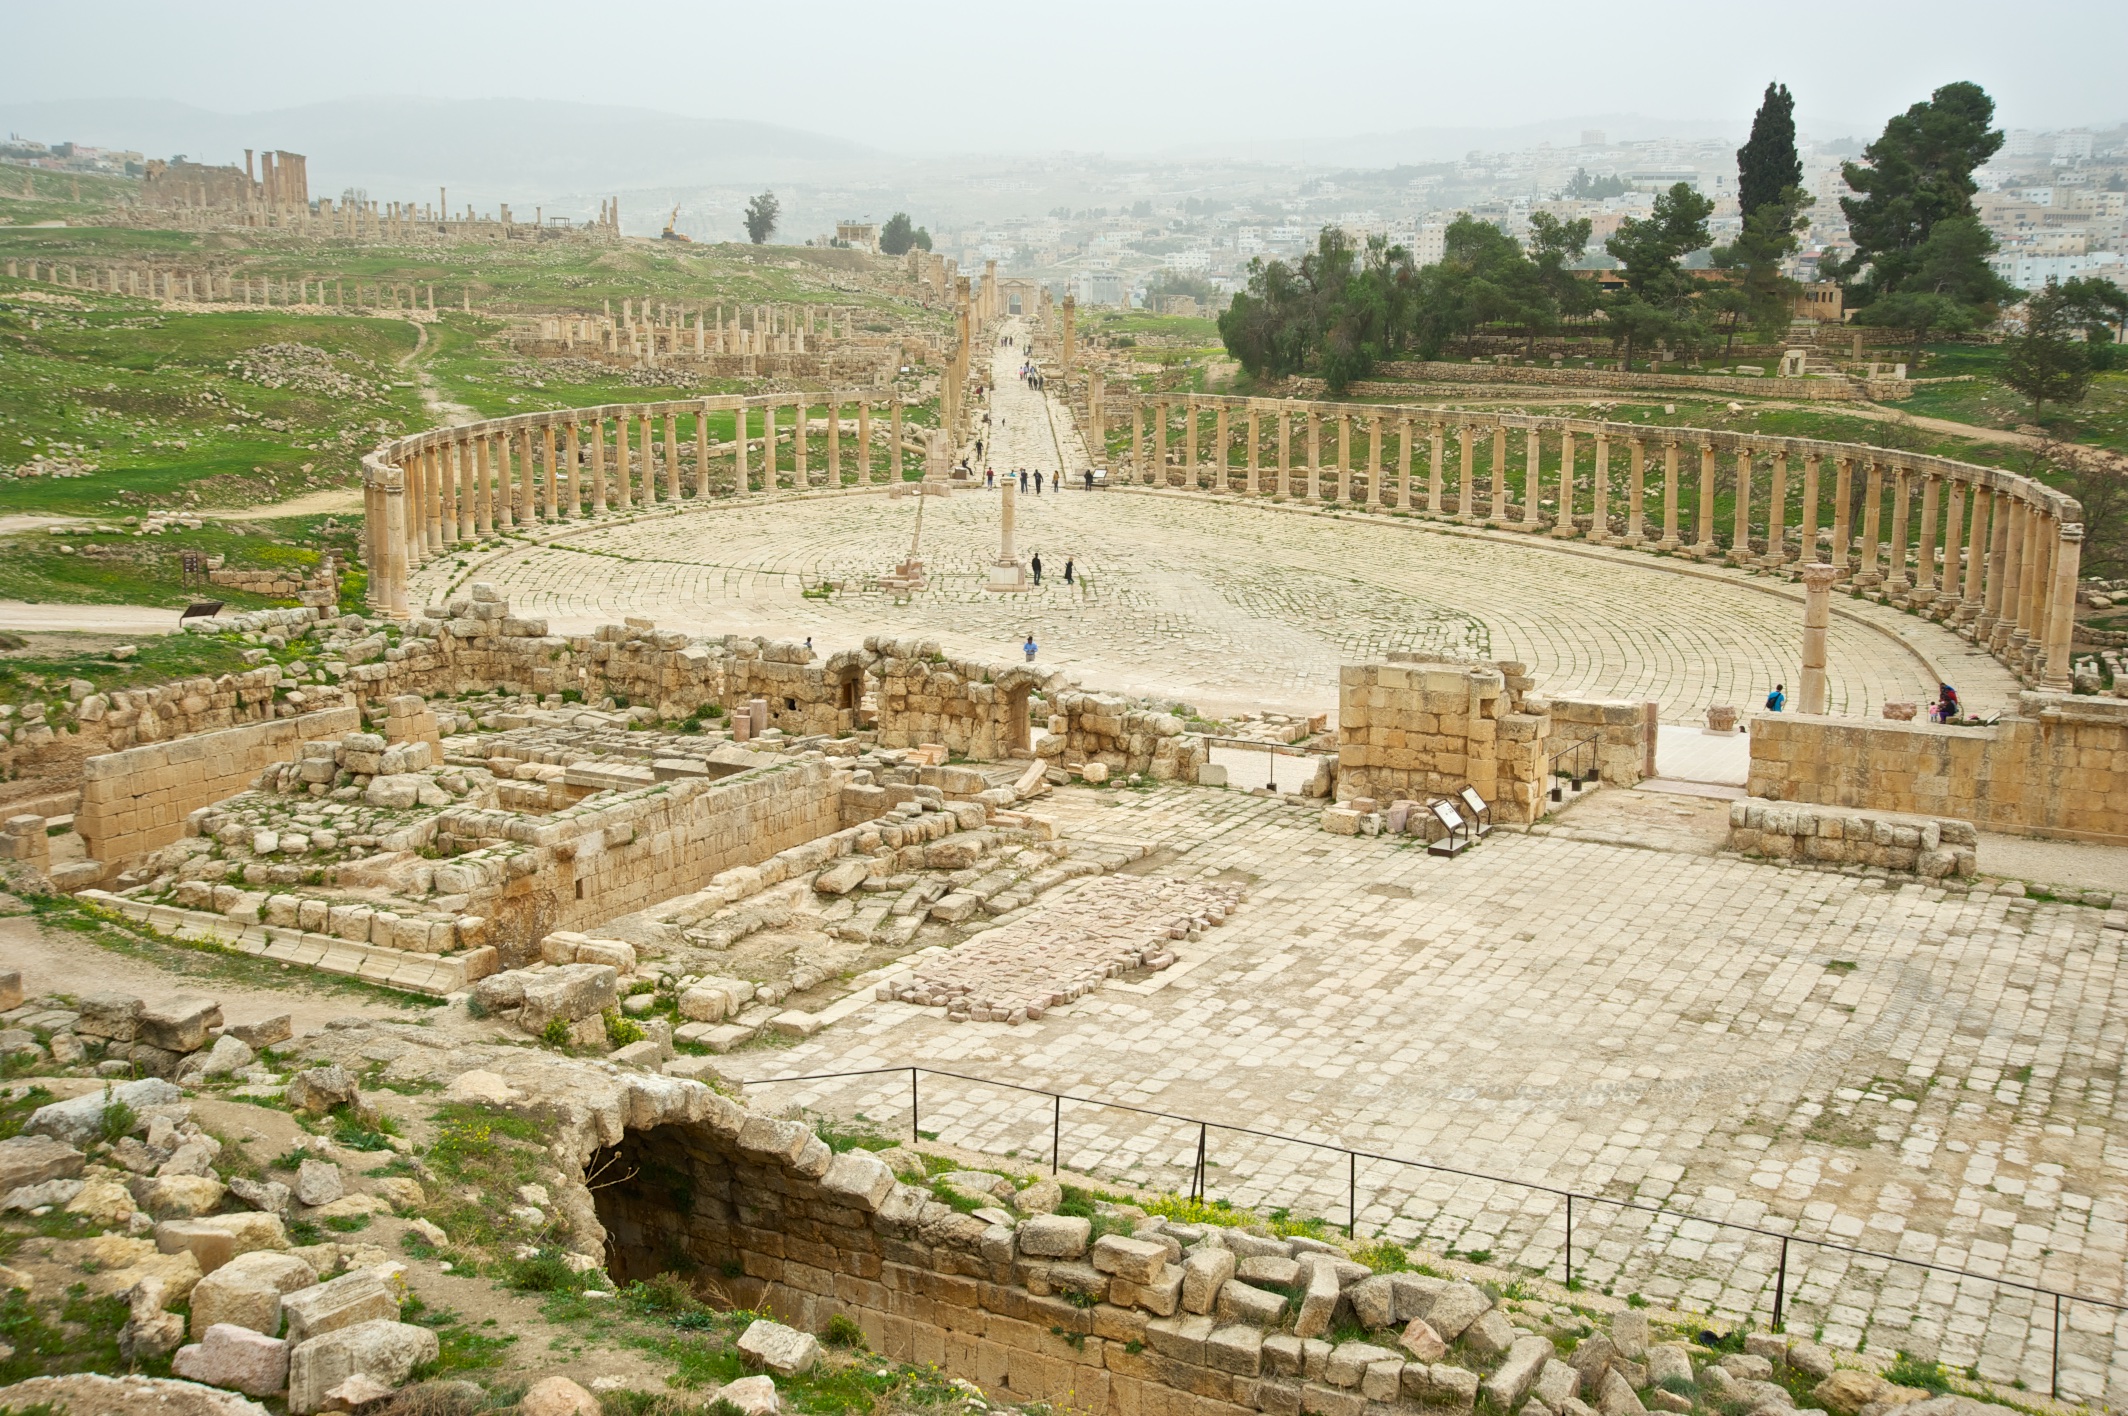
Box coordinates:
[417,332,2019,722]
[727,783,2128,1403]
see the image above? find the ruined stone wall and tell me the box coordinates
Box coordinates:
[1726,799,1979,877]
[1532,697,1647,787]
[870,638,1053,759]
[1746,692,2128,844]
[1051,692,1209,781]
[426,758,861,963]
[1362,361,1879,401]
[1335,662,1549,822]
[75,707,361,869]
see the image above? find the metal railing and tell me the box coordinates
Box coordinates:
[741,1064,2123,1400]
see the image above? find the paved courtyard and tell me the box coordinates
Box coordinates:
[418,333,2018,722]
[727,783,2128,1403]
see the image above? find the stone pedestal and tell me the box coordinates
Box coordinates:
[985,477,1029,592]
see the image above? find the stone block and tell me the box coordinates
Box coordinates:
[737,1318,821,1375]
[1110,1262,1184,1316]
[190,1250,318,1337]
[282,1269,398,1345]
[293,1160,344,1208]
[1482,1334,1554,1408]
[1293,1256,1342,1339]
[1214,1279,1288,1327]
[1207,1322,1265,1376]
[1421,1281,1488,1341]
[1181,1247,1235,1314]
[138,995,226,1052]
[0,1133,85,1192]
[286,1318,436,1415]
[1090,1233,1168,1284]
[518,964,619,1035]
[137,1175,226,1219]
[75,990,144,1041]
[173,1322,290,1397]
[226,1015,293,1049]
[1458,1308,1515,1356]
[24,1078,179,1148]
[1398,1319,1446,1362]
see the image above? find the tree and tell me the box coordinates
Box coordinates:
[1710,185,1812,352]
[1602,182,1715,367]
[2002,276,2128,417]
[910,225,932,252]
[1737,82,1802,220]
[1566,169,1628,200]
[743,191,780,245]
[1526,211,1595,340]
[879,211,918,255]
[1218,226,1417,391]
[1851,215,2015,358]
[1828,81,2004,309]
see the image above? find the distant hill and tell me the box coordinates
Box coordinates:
[0,97,878,205]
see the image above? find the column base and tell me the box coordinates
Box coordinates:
[984,559,1030,593]
[1654,537,1682,551]
[1549,523,1579,539]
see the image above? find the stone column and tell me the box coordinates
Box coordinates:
[1397,415,1414,511]
[760,403,777,492]
[858,400,874,486]
[1551,430,1577,537]
[562,422,581,517]
[1155,401,1171,487]
[1628,438,1647,541]
[519,427,538,522]
[733,404,751,494]
[2012,505,2044,653]
[438,441,459,543]
[1457,425,1476,519]
[1885,468,1912,592]
[696,403,712,498]
[1856,462,1884,586]
[793,400,809,488]
[1061,295,1076,371]
[827,397,842,488]
[497,431,521,530]
[1730,449,1752,561]
[1131,401,1147,485]
[453,438,474,541]
[1764,453,1788,568]
[1489,424,1509,523]
[615,415,636,508]
[1589,433,1611,543]
[1215,404,1230,493]
[1693,442,1717,554]
[1914,474,1940,596]
[1658,441,1682,549]
[474,435,495,535]
[1989,498,2024,651]
[1972,489,2002,634]
[1277,409,1292,496]
[1428,421,1446,514]
[1184,400,1200,489]
[1830,457,1854,579]
[2040,522,2082,691]
[1335,414,1352,502]
[1246,408,1261,495]
[541,423,558,519]
[642,414,662,505]
[380,468,410,620]
[1939,479,1965,612]
[590,416,610,510]
[1798,564,1836,715]
[664,412,682,500]
[1520,427,1542,530]
[1305,411,1321,499]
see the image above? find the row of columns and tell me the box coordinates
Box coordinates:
[1090,389,2083,691]
[4,258,443,310]
[363,395,917,615]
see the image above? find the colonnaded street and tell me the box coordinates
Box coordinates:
[417,327,2020,721]
[722,783,2128,1403]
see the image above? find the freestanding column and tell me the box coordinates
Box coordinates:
[1184,400,1200,489]
[826,398,841,488]
[1277,411,1291,496]
[1427,421,1445,514]
[1215,404,1230,493]
[1856,461,1884,586]
[563,422,581,516]
[440,440,460,543]
[1521,428,1542,530]
[424,444,446,554]
[1305,412,1320,499]
[518,427,537,522]
[1693,442,1717,554]
[793,400,809,488]
[2040,522,2082,691]
[1730,448,1752,560]
[695,403,711,497]
[614,413,634,506]
[380,468,410,620]
[1939,479,1965,612]
[1977,489,2008,636]
[363,474,384,610]
[493,432,515,530]
[1764,453,1788,567]
[1658,441,1682,549]
[1830,457,1854,579]
[638,414,659,506]
[762,403,778,491]
[1155,402,1171,487]
[1990,499,2025,651]
[734,404,752,493]
[1589,433,1610,542]
[1914,474,1940,596]
[1885,468,1913,591]
[1798,563,1836,715]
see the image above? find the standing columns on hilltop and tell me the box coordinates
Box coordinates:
[1765,452,1790,569]
[1658,440,1682,549]
[1798,563,1836,715]
[1830,456,1854,579]
[2041,521,2082,691]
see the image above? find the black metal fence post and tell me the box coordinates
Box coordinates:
[1191,1123,1207,1202]
[1564,1194,1573,1288]
[1052,1093,1062,1175]
[1773,1238,1789,1332]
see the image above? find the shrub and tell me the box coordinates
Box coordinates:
[97,1091,137,1145]
[540,1018,570,1048]
[824,1313,867,1349]
[604,1011,644,1047]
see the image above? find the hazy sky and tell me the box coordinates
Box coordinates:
[5,0,2123,154]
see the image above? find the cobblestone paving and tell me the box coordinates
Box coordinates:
[417,330,2018,721]
[729,785,2128,1403]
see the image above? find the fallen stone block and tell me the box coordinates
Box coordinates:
[190,1250,319,1338]
[138,997,222,1054]
[293,1159,344,1208]
[282,1269,399,1345]
[0,1133,85,1192]
[286,1318,437,1415]
[23,1079,179,1148]
[737,1317,821,1375]
[174,1323,290,1397]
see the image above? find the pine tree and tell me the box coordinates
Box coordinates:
[1737,82,1802,220]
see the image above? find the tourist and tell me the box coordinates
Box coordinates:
[1023,634,1037,662]
[1034,470,1043,495]
[1936,683,1960,722]
[1064,557,1075,586]
[986,467,995,487]
[1084,469,1094,492]
[1019,469,1028,493]
[1765,683,1786,712]
[1032,553,1043,585]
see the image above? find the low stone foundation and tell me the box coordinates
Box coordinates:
[1726,799,1978,878]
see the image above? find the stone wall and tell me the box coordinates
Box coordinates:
[1533,697,1648,787]
[1726,799,1979,877]
[1361,361,1887,401]
[1051,692,1209,781]
[870,637,1054,760]
[75,707,361,871]
[1747,692,2128,844]
[1335,662,1549,823]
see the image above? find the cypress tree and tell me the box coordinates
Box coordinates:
[1737,82,1803,219]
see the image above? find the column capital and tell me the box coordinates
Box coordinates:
[1801,562,1838,590]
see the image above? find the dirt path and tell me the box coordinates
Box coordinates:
[0,600,182,634]
[399,317,480,426]
[0,913,412,1035]
[222,486,365,520]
